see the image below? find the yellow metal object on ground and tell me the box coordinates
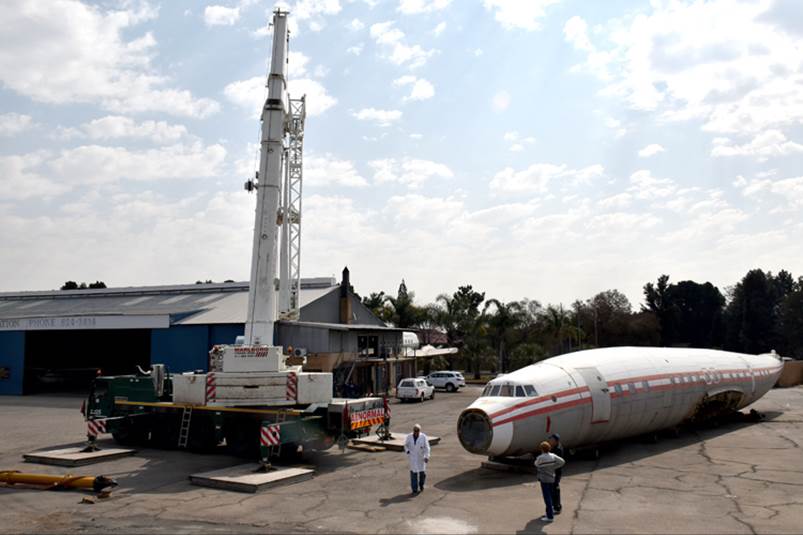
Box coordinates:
[0,470,117,492]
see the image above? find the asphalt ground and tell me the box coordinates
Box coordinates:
[1,385,802,534]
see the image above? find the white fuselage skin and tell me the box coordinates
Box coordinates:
[457,347,784,458]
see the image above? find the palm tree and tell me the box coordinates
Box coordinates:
[483,299,526,373]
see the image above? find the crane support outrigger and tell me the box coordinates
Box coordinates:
[82,10,388,464]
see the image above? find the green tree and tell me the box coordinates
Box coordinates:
[668,280,725,347]
[643,274,674,345]
[483,299,526,373]
[508,342,547,371]
[434,285,486,378]
[362,291,392,323]
[779,287,803,359]
[725,269,778,353]
[385,280,424,328]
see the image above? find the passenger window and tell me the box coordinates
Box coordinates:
[490,385,501,396]
[515,386,525,397]
[524,385,537,396]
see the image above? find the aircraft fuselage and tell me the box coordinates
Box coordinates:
[457,347,783,457]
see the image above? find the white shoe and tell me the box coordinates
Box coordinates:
[540,516,554,522]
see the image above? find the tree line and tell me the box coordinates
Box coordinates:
[362,269,803,378]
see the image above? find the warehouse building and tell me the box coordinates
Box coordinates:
[0,269,411,396]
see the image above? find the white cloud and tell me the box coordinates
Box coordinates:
[352,108,402,126]
[0,113,34,136]
[433,22,447,36]
[0,0,219,118]
[491,90,511,111]
[628,170,676,200]
[0,142,226,200]
[348,18,365,30]
[79,116,188,144]
[564,0,803,146]
[482,0,561,31]
[346,44,364,55]
[736,174,803,209]
[305,154,369,187]
[369,158,453,188]
[393,76,435,101]
[503,131,535,151]
[490,162,604,194]
[224,75,336,117]
[597,192,633,209]
[398,0,452,15]
[711,131,803,161]
[204,5,240,26]
[0,152,71,200]
[47,143,226,186]
[638,144,665,158]
[369,21,435,68]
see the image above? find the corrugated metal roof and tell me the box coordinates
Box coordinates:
[175,286,338,325]
[0,279,339,325]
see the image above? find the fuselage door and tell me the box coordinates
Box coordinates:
[575,366,611,424]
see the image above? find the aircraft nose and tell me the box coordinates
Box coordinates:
[457,408,493,454]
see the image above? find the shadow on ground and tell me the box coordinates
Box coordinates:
[437,409,782,492]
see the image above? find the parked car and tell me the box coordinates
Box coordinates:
[426,371,466,392]
[397,378,435,402]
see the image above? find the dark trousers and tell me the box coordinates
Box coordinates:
[540,482,555,519]
[410,471,426,493]
[552,476,562,510]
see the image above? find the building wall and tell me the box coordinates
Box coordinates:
[300,291,384,326]
[0,331,25,395]
[150,325,210,373]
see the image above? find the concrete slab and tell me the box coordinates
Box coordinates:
[352,432,440,452]
[23,447,136,467]
[189,464,314,493]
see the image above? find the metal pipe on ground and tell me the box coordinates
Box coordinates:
[0,471,117,492]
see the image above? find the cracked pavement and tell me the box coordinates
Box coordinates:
[1,386,802,534]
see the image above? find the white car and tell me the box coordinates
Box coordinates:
[426,371,466,392]
[397,378,435,402]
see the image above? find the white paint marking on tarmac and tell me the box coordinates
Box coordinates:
[409,517,478,534]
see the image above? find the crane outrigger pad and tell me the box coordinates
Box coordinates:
[23,447,135,467]
[351,432,440,452]
[189,463,314,493]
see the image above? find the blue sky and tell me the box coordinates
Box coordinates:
[1,0,802,308]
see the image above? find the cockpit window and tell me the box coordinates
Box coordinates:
[524,385,537,396]
[515,385,525,397]
[490,385,501,397]
[499,384,513,396]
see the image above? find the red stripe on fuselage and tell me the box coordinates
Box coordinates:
[489,365,781,427]
[493,396,591,427]
[488,386,588,419]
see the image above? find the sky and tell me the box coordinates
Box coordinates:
[1,0,802,309]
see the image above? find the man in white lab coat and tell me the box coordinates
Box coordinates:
[404,423,430,495]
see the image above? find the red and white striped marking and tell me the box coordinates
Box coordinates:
[206,372,216,402]
[87,419,107,437]
[260,424,281,447]
[286,372,297,401]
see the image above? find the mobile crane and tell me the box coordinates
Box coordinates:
[83,10,387,461]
